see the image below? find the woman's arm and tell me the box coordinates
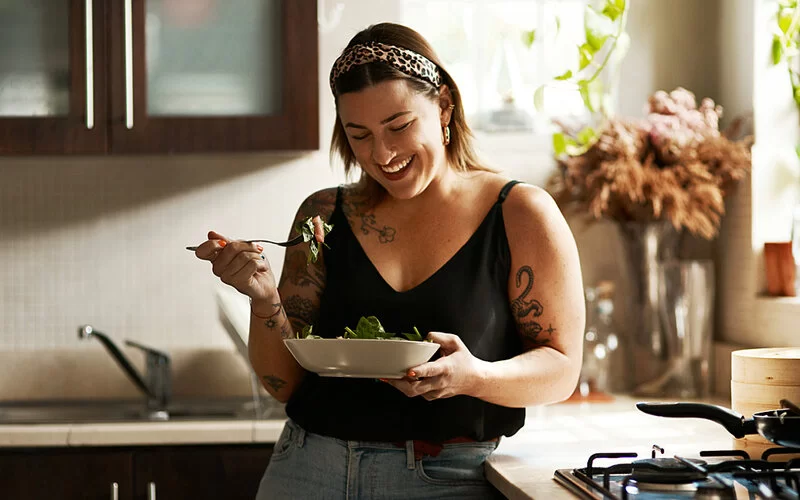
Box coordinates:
[248,188,337,403]
[473,183,585,407]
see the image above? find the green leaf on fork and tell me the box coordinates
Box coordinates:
[295,216,334,264]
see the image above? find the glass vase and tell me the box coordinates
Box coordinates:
[616,221,682,393]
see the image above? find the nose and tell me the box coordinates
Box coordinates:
[371,137,395,166]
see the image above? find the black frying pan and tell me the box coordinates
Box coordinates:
[636,402,800,448]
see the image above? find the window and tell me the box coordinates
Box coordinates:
[402,0,586,134]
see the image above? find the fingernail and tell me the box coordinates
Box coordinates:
[408,371,416,378]
[256,245,264,252]
[218,240,227,247]
[379,378,388,382]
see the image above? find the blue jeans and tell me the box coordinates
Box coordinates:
[256,419,503,499]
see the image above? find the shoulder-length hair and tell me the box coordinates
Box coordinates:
[330,23,494,183]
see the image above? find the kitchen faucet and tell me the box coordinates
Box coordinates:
[78,325,171,414]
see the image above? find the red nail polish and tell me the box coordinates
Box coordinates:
[256,245,264,252]
[408,371,416,378]
[218,240,227,247]
[379,378,388,382]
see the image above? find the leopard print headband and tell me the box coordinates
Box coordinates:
[329,42,442,94]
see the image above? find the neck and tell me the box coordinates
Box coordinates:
[387,164,469,215]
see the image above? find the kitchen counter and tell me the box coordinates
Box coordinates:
[0,395,740,499]
[486,395,736,499]
[0,418,287,447]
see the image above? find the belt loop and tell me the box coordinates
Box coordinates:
[405,440,416,470]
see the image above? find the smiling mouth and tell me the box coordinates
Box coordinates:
[380,155,414,174]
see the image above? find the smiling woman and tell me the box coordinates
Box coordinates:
[191,21,584,500]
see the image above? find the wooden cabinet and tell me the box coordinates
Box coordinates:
[0,0,318,155]
[0,448,133,500]
[133,445,273,500]
[0,0,109,154]
[0,444,273,500]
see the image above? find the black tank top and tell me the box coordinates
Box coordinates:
[285,180,525,442]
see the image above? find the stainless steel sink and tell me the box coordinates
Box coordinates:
[0,398,282,424]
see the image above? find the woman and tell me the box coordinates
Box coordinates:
[194,23,585,500]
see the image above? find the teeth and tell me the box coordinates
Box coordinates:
[381,155,413,173]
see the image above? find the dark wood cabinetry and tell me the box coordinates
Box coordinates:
[0,448,133,500]
[0,444,273,500]
[0,0,318,155]
[133,445,273,500]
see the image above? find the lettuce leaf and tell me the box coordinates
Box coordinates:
[297,316,429,342]
[295,216,333,264]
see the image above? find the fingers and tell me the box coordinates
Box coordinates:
[211,240,264,277]
[207,230,226,241]
[194,237,228,261]
[193,231,268,289]
[221,252,269,287]
[425,331,463,352]
[382,376,450,400]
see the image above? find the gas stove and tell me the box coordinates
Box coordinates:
[554,445,800,499]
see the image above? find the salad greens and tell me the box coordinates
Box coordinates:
[300,324,321,339]
[295,216,333,264]
[296,316,428,342]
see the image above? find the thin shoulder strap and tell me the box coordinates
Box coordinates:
[336,185,344,210]
[497,180,522,203]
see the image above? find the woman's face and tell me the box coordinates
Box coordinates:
[336,79,451,200]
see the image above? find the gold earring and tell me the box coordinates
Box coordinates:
[443,125,451,146]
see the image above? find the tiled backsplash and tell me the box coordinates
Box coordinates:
[0,154,343,351]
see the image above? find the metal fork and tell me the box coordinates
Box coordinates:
[185,235,304,252]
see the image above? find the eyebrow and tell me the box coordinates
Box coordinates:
[344,111,411,129]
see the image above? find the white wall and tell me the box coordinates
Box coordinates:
[717,0,800,349]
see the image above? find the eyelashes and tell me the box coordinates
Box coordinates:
[351,121,414,141]
[390,121,412,132]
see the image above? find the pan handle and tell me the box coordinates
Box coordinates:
[636,402,756,438]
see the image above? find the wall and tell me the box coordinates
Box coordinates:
[717,0,800,350]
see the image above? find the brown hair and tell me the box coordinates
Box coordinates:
[329,23,493,183]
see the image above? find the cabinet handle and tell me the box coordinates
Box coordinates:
[148,481,156,500]
[123,0,134,129]
[84,0,94,130]
[110,482,118,500]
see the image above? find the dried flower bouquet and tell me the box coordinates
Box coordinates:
[548,87,752,240]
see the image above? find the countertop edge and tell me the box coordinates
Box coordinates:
[0,419,288,448]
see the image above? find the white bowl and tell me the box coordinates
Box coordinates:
[283,338,440,379]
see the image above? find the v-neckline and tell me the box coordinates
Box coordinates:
[341,200,501,294]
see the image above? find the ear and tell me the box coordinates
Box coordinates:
[438,85,454,125]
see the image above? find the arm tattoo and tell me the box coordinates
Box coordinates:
[341,186,396,243]
[288,317,307,334]
[280,322,292,339]
[280,251,324,291]
[261,303,284,329]
[262,375,287,392]
[300,189,336,221]
[282,295,315,326]
[511,266,554,347]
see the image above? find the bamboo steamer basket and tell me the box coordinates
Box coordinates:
[730,381,800,417]
[733,437,800,461]
[731,348,800,386]
[730,348,800,458]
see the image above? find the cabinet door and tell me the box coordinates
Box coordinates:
[108,0,318,154]
[0,448,133,500]
[0,0,108,154]
[133,445,273,500]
